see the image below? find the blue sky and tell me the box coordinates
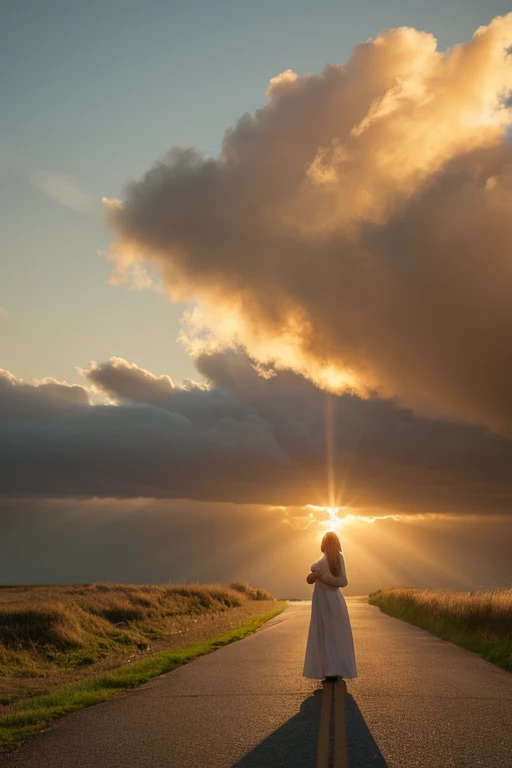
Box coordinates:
[1,0,509,386]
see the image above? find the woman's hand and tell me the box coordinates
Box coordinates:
[306,571,318,584]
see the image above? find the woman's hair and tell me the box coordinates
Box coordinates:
[321,531,342,577]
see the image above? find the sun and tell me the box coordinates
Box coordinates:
[304,504,352,532]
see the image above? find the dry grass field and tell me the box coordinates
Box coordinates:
[0,582,277,710]
[0,582,285,751]
[369,587,512,671]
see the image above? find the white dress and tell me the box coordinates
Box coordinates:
[302,552,358,680]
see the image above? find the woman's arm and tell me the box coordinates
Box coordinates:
[306,558,323,584]
[318,572,347,587]
[317,554,348,588]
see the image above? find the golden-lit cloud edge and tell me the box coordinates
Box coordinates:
[104,15,512,436]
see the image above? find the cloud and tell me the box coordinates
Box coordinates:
[0,368,91,418]
[2,352,512,515]
[0,356,287,503]
[31,170,97,214]
[0,144,98,216]
[0,142,97,216]
[104,15,512,436]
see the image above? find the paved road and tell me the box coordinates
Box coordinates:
[1,599,511,767]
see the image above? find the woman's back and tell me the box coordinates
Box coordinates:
[303,542,357,680]
[311,552,348,590]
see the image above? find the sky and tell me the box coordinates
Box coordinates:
[1,1,511,596]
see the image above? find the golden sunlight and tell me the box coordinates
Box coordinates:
[304,504,354,532]
[301,504,406,536]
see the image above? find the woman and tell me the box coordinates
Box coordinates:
[302,531,358,681]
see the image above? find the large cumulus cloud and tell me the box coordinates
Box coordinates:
[1,353,512,515]
[105,15,512,435]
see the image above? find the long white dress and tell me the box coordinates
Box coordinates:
[302,551,358,680]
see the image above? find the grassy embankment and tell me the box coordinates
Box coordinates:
[369,587,511,671]
[0,582,286,752]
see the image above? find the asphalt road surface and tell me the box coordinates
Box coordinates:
[1,599,510,767]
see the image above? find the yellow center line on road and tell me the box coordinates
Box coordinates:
[334,680,347,768]
[316,679,347,768]
[316,680,333,768]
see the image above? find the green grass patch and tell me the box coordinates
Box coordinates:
[369,588,511,672]
[0,604,286,753]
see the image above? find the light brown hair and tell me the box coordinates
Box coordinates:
[321,531,342,577]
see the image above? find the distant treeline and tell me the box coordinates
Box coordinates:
[369,587,511,671]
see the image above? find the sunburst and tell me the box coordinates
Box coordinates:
[304,504,352,531]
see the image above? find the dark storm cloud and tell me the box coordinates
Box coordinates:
[0,368,90,418]
[1,353,512,514]
[104,15,512,436]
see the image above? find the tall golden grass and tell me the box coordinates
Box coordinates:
[0,582,274,680]
[0,591,284,754]
[369,587,512,670]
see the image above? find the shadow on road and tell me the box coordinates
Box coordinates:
[232,689,388,767]
[346,693,389,767]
